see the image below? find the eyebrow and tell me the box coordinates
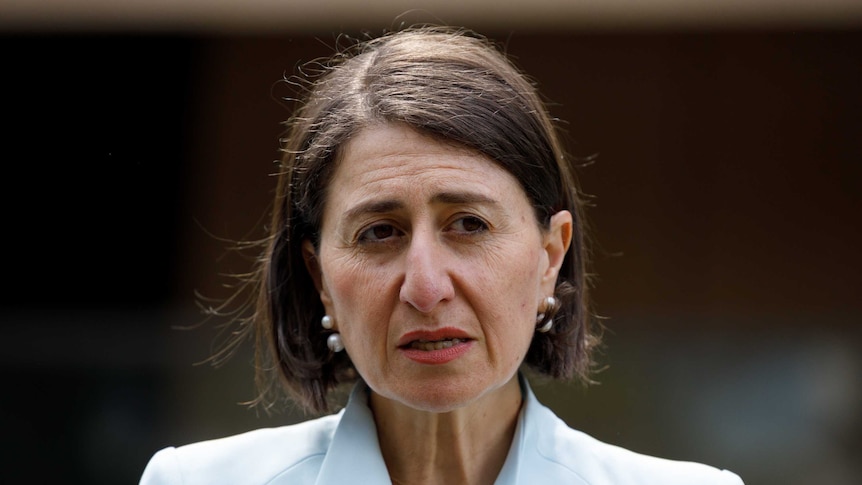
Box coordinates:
[430,191,498,206]
[342,191,500,221]
[343,199,405,222]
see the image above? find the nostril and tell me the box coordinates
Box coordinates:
[400,280,443,313]
[399,267,455,313]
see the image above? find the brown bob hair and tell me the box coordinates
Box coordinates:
[223,26,599,415]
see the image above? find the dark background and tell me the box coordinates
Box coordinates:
[1,6,860,485]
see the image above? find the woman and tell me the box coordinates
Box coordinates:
[141,26,744,484]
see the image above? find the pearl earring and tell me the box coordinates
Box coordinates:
[322,315,344,352]
[327,333,344,352]
[536,296,557,333]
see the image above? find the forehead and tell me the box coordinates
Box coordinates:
[327,123,525,204]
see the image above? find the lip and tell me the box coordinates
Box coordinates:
[397,327,475,365]
[396,327,473,347]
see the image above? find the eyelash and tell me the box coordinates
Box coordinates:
[356,215,489,244]
[448,216,489,234]
[357,223,404,243]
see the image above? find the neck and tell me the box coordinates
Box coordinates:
[369,374,523,485]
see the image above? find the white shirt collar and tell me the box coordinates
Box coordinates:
[313,374,536,485]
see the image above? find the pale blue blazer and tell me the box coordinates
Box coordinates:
[140,378,744,484]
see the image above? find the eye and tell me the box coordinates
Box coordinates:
[358,223,402,243]
[449,216,488,234]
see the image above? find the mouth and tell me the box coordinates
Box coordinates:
[397,327,473,349]
[407,338,467,351]
[397,328,475,365]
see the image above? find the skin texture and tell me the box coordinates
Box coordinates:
[303,123,572,484]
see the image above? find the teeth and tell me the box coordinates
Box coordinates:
[410,338,462,351]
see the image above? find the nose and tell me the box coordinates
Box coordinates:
[399,230,455,313]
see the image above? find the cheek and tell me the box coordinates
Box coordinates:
[487,245,542,299]
[476,246,543,333]
[321,251,375,303]
[322,256,395,336]
[508,249,545,335]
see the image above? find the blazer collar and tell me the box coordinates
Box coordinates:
[314,383,391,484]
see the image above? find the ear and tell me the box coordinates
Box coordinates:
[302,239,332,308]
[540,210,573,294]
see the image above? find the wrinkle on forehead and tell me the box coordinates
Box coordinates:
[320,123,531,235]
[336,128,513,192]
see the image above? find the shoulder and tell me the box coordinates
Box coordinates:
[139,413,341,485]
[523,389,744,484]
[543,423,743,484]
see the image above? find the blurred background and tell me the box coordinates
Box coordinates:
[1,1,860,484]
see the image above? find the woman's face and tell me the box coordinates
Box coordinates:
[304,123,571,412]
